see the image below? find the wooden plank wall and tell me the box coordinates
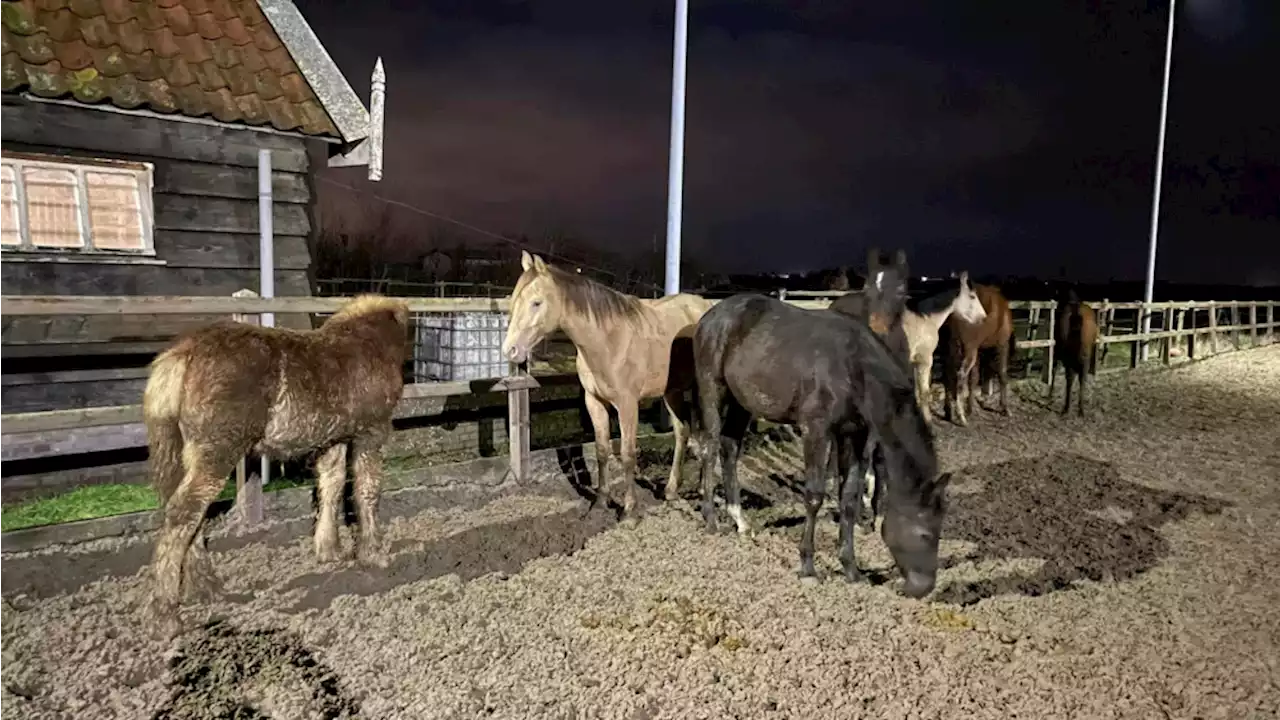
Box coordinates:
[0,99,324,411]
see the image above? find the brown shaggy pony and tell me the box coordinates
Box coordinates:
[142,294,409,639]
[1048,289,1100,416]
[942,283,1015,426]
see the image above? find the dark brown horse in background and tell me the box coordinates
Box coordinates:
[828,247,912,526]
[1048,288,1100,416]
[942,282,1016,426]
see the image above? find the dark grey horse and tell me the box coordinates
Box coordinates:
[692,293,950,599]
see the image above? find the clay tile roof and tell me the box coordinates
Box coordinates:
[0,0,348,138]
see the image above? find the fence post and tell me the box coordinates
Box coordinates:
[1264,299,1274,345]
[493,369,541,484]
[1208,302,1219,355]
[1130,304,1143,369]
[1250,302,1258,347]
[1044,304,1056,384]
[1230,302,1240,349]
[1098,300,1112,368]
[231,288,265,528]
[1187,304,1197,360]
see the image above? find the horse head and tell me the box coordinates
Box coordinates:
[502,251,564,364]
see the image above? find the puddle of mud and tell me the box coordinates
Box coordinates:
[933,452,1230,605]
[152,620,362,720]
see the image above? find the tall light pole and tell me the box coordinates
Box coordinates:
[664,0,690,296]
[1142,0,1177,360]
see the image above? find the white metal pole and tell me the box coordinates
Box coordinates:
[258,148,275,484]
[664,0,689,296]
[1142,0,1176,361]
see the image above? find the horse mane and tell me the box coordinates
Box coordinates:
[545,265,646,325]
[906,277,961,316]
[325,294,410,326]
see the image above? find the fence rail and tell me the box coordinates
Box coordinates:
[2,293,1275,531]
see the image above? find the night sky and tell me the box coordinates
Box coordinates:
[302,0,1279,286]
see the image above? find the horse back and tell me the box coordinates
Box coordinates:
[176,321,405,451]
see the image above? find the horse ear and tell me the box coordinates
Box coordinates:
[532,254,548,273]
[892,249,908,269]
[521,250,534,271]
[866,247,881,271]
[957,270,969,285]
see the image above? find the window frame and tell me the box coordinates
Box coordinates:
[1,151,157,259]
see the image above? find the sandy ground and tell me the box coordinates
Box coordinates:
[3,346,1280,719]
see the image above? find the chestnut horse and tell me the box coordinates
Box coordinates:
[942,282,1015,426]
[501,252,713,520]
[1048,288,1100,416]
[143,295,410,639]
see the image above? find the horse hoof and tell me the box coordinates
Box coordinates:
[843,568,866,584]
[145,602,184,641]
[357,547,390,569]
[182,576,222,604]
[315,545,343,564]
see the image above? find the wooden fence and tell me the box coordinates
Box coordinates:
[1,293,1275,529]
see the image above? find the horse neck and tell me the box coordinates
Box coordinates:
[556,302,648,371]
[913,302,956,334]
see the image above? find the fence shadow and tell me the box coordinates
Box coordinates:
[934,452,1230,605]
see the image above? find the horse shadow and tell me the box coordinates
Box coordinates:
[934,452,1230,605]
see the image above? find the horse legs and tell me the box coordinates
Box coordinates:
[179,524,224,603]
[857,431,878,532]
[698,383,726,533]
[798,425,832,580]
[913,357,934,425]
[1076,367,1087,417]
[352,434,389,568]
[663,390,691,501]
[148,449,232,640]
[615,399,640,522]
[1047,351,1058,401]
[584,392,614,501]
[313,442,349,563]
[954,348,979,426]
[836,432,868,584]
[720,402,752,535]
[996,339,1012,416]
[1061,367,1075,416]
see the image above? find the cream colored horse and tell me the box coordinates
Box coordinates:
[900,271,986,424]
[501,252,713,519]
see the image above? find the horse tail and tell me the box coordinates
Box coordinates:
[143,347,189,506]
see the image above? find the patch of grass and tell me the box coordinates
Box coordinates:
[1,476,311,533]
[1,484,157,533]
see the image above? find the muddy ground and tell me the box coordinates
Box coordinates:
[3,346,1279,719]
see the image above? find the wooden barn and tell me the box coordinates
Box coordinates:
[0,0,384,495]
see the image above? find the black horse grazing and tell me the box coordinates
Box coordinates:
[693,294,950,599]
